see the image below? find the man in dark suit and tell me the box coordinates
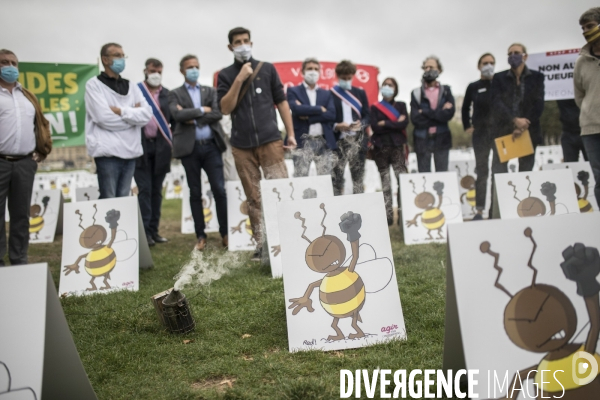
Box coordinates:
[286,58,336,177]
[169,54,228,251]
[330,60,370,195]
[490,42,545,173]
[134,58,173,247]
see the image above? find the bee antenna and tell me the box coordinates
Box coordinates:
[526,176,532,198]
[508,181,520,202]
[319,203,327,236]
[236,186,243,202]
[34,191,38,204]
[523,228,538,286]
[75,210,85,231]
[84,192,90,201]
[294,212,311,243]
[455,164,461,176]
[289,182,295,200]
[480,241,513,298]
[409,180,417,195]
[92,204,98,225]
[272,188,281,202]
[422,176,426,192]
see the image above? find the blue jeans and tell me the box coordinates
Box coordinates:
[181,140,228,238]
[292,136,332,176]
[95,157,136,199]
[582,133,600,209]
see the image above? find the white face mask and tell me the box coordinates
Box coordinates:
[146,72,162,87]
[304,70,320,85]
[480,64,495,78]
[233,44,252,62]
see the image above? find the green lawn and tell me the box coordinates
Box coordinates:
[26,199,450,400]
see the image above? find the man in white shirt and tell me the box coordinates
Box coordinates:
[0,49,42,265]
[85,43,152,198]
[286,58,337,177]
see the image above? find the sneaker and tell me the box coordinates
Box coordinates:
[472,214,483,221]
[251,247,262,262]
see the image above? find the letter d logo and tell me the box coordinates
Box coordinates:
[572,351,599,386]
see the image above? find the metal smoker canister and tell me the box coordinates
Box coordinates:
[161,289,195,334]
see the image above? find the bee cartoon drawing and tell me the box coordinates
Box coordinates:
[203,189,213,228]
[405,177,459,240]
[288,203,393,341]
[50,180,57,190]
[174,175,184,196]
[575,171,593,213]
[455,163,476,215]
[0,361,37,400]
[480,228,600,399]
[508,176,559,217]
[29,194,51,240]
[61,181,70,196]
[230,187,254,246]
[62,204,137,291]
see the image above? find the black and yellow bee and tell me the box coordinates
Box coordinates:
[405,177,448,240]
[230,187,254,246]
[455,163,476,214]
[29,194,50,240]
[575,170,593,213]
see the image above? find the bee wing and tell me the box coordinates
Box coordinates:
[349,243,394,293]
[440,204,462,221]
[112,230,138,262]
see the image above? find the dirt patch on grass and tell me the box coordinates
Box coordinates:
[191,376,237,392]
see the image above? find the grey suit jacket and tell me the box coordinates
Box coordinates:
[168,84,226,158]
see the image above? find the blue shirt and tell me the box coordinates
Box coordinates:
[185,82,213,141]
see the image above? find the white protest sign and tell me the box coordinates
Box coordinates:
[29,189,63,244]
[260,176,334,278]
[542,161,597,213]
[181,170,219,235]
[278,192,406,352]
[0,263,97,399]
[399,172,463,244]
[74,186,100,203]
[226,181,255,251]
[449,159,492,220]
[59,196,153,296]
[493,169,580,219]
[527,48,580,100]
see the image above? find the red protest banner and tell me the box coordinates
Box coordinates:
[213,61,380,105]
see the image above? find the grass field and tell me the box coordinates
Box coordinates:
[25,198,450,400]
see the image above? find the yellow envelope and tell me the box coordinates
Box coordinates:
[494,130,534,163]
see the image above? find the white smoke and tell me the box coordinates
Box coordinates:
[173,250,243,291]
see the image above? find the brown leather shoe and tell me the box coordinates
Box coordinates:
[195,237,207,251]
[222,235,228,248]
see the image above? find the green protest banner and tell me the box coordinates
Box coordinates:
[17,62,99,148]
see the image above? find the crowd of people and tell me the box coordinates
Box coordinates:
[1,7,599,266]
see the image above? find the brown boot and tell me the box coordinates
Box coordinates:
[222,235,229,248]
[195,237,207,251]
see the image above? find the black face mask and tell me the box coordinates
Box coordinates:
[422,70,439,83]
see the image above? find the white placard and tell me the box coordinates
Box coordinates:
[445,213,600,398]
[494,169,580,219]
[449,159,492,220]
[29,189,63,244]
[59,196,152,296]
[399,172,463,244]
[181,170,219,234]
[527,49,580,100]
[165,173,186,200]
[542,161,597,213]
[278,192,406,352]
[0,263,97,399]
[74,186,100,203]
[226,181,255,251]
[260,176,334,278]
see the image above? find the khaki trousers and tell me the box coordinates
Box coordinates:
[231,140,288,246]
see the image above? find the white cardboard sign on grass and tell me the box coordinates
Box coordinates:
[448,159,492,220]
[59,196,153,297]
[29,189,63,244]
[226,181,255,251]
[494,169,579,219]
[399,172,463,245]
[0,263,97,399]
[165,173,186,200]
[541,161,597,213]
[444,213,600,398]
[278,192,406,352]
[74,186,100,203]
[260,176,334,278]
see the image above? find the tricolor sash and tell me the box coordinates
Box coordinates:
[373,100,400,121]
[138,82,172,146]
[331,86,362,118]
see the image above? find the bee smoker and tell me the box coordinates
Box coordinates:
[160,289,195,334]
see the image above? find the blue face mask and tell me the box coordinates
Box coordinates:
[110,58,126,74]
[338,79,352,90]
[0,65,19,83]
[380,85,395,99]
[186,67,200,82]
